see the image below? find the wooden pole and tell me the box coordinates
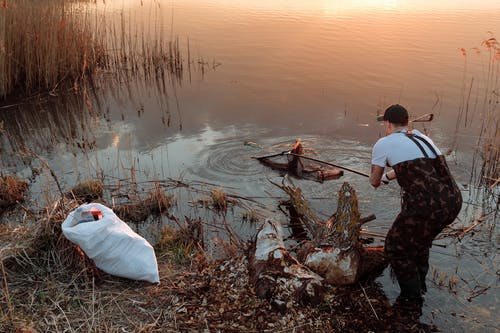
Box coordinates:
[287,152,370,178]
[411,113,434,122]
[252,150,290,160]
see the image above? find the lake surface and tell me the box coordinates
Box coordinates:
[0,1,498,332]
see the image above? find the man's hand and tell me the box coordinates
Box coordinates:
[381,173,390,184]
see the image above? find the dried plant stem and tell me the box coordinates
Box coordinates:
[359,283,379,321]
[29,151,66,209]
[458,215,486,239]
[0,261,13,322]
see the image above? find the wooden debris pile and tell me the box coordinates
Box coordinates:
[299,182,364,285]
[250,180,387,307]
[248,219,326,311]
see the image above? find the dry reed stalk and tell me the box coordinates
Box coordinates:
[0,1,191,101]
[104,4,186,86]
[0,0,106,98]
[468,36,499,191]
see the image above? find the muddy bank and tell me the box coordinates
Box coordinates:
[0,176,438,333]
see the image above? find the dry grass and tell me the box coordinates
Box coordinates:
[156,223,202,265]
[0,217,430,333]
[65,179,103,203]
[0,1,193,101]
[0,175,28,215]
[0,178,443,332]
[192,187,240,214]
[113,183,173,223]
[210,187,228,212]
[0,0,106,98]
[241,208,260,224]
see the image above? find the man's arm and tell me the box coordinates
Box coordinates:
[370,165,396,188]
[370,165,385,188]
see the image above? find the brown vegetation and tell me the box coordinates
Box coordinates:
[0,1,194,101]
[65,179,104,203]
[0,176,439,332]
[0,175,28,215]
[114,184,173,223]
[0,209,431,332]
[0,0,106,99]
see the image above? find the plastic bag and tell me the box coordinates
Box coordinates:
[62,203,160,283]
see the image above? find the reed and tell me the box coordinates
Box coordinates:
[0,0,106,99]
[104,5,187,85]
[456,35,499,196]
[0,0,193,102]
[475,37,499,191]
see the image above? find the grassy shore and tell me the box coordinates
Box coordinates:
[0,176,437,333]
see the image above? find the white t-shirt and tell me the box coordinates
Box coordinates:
[371,129,441,167]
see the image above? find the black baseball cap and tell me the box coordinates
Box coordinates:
[376,104,409,124]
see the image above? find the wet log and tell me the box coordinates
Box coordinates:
[298,183,363,285]
[248,219,325,311]
[278,180,387,285]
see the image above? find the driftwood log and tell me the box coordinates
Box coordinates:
[298,182,363,285]
[248,219,326,311]
[275,180,387,285]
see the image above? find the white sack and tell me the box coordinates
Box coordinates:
[62,203,160,283]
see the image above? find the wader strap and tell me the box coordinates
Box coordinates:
[405,134,429,158]
[411,135,439,157]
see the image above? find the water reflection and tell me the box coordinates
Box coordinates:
[171,0,500,13]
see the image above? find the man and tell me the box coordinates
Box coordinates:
[370,104,462,311]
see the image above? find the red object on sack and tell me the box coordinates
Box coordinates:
[90,208,103,221]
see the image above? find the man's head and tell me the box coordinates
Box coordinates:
[380,104,409,126]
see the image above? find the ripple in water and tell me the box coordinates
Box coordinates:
[191,138,266,183]
[190,134,377,203]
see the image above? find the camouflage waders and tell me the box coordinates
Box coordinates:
[385,133,462,298]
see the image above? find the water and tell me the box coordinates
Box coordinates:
[0,1,498,332]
